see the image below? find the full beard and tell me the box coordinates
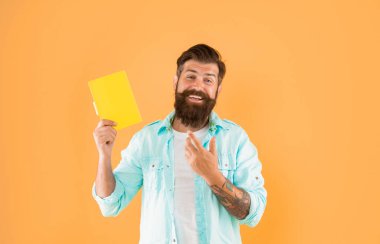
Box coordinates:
[174,88,217,128]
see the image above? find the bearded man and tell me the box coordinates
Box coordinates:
[92,44,267,244]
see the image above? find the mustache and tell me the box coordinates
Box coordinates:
[179,89,212,100]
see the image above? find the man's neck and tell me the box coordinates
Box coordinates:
[171,116,209,133]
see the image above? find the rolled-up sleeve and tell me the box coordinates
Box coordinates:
[92,133,143,217]
[234,129,267,227]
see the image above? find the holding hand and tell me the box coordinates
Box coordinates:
[93,119,118,158]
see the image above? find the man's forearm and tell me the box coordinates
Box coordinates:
[95,156,116,198]
[207,173,251,220]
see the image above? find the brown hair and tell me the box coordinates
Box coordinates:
[176,44,226,85]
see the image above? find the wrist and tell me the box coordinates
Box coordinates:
[204,171,225,187]
[99,154,111,164]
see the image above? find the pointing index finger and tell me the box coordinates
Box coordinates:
[185,137,198,154]
[187,131,203,151]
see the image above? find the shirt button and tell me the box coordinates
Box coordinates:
[173,238,176,242]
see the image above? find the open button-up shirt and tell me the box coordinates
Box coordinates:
[92,110,267,244]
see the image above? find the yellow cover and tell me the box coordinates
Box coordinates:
[88,71,142,130]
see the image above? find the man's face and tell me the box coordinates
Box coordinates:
[173,60,222,128]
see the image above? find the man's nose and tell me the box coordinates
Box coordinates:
[191,77,204,89]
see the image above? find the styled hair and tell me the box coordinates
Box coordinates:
[176,44,226,85]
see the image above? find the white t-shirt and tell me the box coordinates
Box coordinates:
[173,125,209,244]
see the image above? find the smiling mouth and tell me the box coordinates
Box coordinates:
[187,95,204,103]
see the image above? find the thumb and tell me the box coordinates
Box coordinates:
[209,137,217,155]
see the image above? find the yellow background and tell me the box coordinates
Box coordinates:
[1,1,379,243]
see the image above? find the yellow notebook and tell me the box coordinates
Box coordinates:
[88,71,142,130]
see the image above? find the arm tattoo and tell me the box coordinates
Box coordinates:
[210,178,251,220]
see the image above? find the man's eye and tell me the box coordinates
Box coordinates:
[187,76,195,79]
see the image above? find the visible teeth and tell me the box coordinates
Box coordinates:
[189,95,202,100]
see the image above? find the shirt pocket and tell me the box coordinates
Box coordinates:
[217,154,237,183]
[144,159,165,191]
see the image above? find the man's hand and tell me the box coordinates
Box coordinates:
[185,131,223,185]
[93,119,118,158]
[185,131,251,220]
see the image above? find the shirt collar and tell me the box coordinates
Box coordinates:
[157,110,229,135]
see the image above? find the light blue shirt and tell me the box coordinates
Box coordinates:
[92,110,267,244]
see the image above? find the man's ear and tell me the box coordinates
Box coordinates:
[217,84,222,95]
[173,75,178,91]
